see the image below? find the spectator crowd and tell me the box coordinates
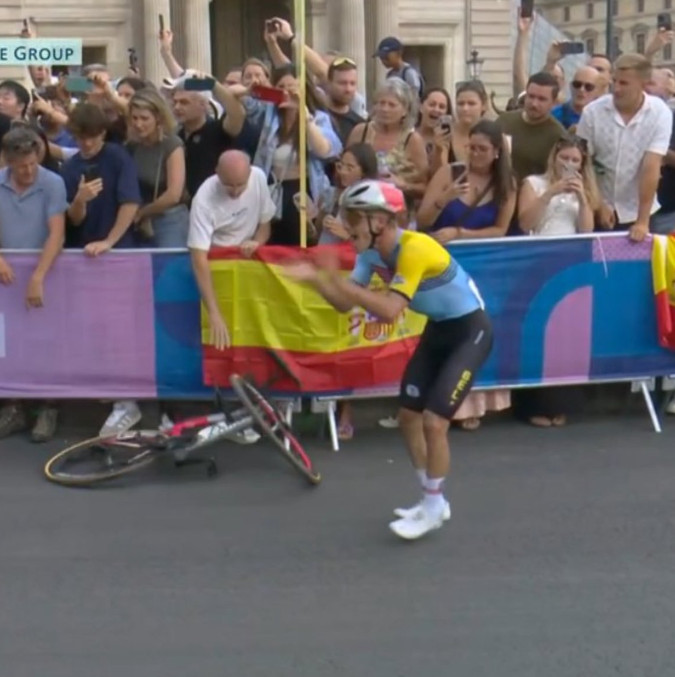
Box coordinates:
[1,12,674,443]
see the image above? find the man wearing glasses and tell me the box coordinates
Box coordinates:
[552,66,600,132]
[263,18,367,143]
[0,127,67,442]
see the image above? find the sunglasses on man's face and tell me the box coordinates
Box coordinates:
[571,80,595,92]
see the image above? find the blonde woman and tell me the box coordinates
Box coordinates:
[514,135,600,429]
[127,88,188,248]
[518,135,600,236]
[346,78,428,201]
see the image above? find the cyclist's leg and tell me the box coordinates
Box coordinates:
[398,325,444,480]
[423,310,493,481]
[390,311,492,539]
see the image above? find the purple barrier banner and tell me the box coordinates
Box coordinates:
[0,254,157,399]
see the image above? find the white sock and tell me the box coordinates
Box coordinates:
[415,468,427,488]
[422,476,445,515]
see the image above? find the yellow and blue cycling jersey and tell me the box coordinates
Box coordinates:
[350,229,485,321]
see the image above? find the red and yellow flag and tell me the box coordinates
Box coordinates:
[203,246,427,392]
[652,234,675,350]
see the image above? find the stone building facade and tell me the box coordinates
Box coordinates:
[0,0,517,103]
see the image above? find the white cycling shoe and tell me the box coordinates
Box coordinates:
[394,499,451,522]
[389,504,446,541]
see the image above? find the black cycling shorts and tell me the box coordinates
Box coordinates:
[399,309,493,419]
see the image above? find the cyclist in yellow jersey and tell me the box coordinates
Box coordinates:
[286,180,493,540]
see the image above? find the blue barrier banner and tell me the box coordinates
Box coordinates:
[1,235,674,399]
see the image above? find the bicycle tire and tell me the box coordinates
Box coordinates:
[230,374,321,485]
[44,431,165,487]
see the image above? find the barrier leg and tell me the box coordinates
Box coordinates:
[283,401,293,451]
[326,400,339,452]
[639,380,662,433]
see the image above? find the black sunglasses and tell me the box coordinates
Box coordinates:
[571,80,596,92]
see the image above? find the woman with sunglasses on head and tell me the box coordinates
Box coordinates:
[346,78,428,202]
[518,134,599,236]
[513,135,601,429]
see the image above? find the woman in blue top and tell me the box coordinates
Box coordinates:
[417,119,515,242]
[416,119,516,431]
[232,63,341,246]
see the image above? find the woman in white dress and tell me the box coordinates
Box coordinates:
[518,135,599,236]
[515,135,601,427]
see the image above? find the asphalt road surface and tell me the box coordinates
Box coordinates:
[0,412,674,677]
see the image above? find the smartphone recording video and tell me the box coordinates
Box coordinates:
[450,162,468,184]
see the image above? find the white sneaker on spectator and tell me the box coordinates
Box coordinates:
[99,401,142,438]
[394,499,451,522]
[233,427,261,444]
[389,505,444,540]
[378,415,399,429]
[666,395,675,415]
[159,413,174,431]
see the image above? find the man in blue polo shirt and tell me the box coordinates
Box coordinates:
[0,126,66,442]
[61,103,140,252]
[551,66,600,131]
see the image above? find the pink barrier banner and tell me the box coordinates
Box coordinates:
[0,254,157,399]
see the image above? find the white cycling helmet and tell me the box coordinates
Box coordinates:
[339,179,406,215]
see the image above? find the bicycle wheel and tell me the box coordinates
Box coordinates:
[44,430,166,487]
[230,374,321,485]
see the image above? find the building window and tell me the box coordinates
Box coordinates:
[637,0,644,11]
[564,6,570,21]
[666,0,672,9]
[612,35,621,56]
[636,33,646,53]
[585,38,595,54]
[587,3,594,19]
[612,0,618,15]
[665,44,673,60]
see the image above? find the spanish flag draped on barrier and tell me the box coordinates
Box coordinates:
[202,246,427,393]
[652,234,675,350]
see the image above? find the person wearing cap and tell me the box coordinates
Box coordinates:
[373,37,423,98]
[285,179,492,540]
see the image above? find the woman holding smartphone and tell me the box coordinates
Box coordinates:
[512,136,600,429]
[416,119,515,430]
[231,63,341,245]
[415,88,453,165]
[417,119,516,241]
[518,135,599,235]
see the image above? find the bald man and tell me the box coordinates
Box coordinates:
[551,66,600,130]
[646,68,672,101]
[188,150,276,350]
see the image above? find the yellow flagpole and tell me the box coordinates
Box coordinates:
[294,0,308,248]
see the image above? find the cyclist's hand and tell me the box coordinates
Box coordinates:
[209,311,230,351]
[284,259,319,283]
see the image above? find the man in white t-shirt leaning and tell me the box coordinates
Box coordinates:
[189,150,276,444]
[576,53,672,241]
[189,149,276,349]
